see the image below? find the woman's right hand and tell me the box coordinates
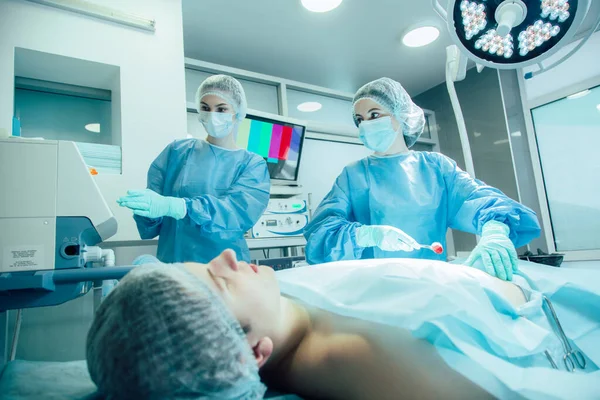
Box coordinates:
[356,225,418,252]
[117,189,187,220]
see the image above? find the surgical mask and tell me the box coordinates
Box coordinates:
[358,116,399,153]
[198,111,234,138]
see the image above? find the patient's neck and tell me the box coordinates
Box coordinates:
[266,297,310,368]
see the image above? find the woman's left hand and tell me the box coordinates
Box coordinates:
[464,221,519,281]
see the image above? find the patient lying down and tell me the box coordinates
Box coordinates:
[86,250,538,400]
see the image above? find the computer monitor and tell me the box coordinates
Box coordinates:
[236,113,306,183]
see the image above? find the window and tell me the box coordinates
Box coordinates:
[412,142,435,152]
[422,114,432,139]
[13,78,121,174]
[185,69,280,114]
[286,89,355,128]
[531,84,600,252]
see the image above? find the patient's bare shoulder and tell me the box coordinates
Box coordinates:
[260,310,345,398]
[265,309,493,400]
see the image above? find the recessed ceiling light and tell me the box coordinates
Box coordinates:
[473,131,482,137]
[301,0,342,13]
[596,104,600,112]
[494,139,510,145]
[297,101,322,112]
[567,89,590,100]
[511,131,522,137]
[402,26,440,48]
[85,123,100,133]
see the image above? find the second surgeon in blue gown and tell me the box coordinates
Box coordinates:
[304,77,541,281]
[118,75,270,263]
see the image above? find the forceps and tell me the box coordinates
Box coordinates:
[543,296,587,372]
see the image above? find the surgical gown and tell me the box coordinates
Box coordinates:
[304,151,541,264]
[134,139,270,263]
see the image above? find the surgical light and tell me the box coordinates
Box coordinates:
[461,1,487,39]
[402,26,441,47]
[475,29,514,58]
[433,0,600,179]
[301,0,343,13]
[297,102,323,112]
[541,0,570,22]
[433,0,600,76]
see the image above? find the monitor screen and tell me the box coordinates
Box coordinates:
[236,114,305,182]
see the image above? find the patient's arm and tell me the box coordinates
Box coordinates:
[265,309,493,400]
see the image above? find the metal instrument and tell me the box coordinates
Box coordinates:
[543,295,587,372]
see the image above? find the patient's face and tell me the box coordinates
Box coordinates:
[186,250,281,343]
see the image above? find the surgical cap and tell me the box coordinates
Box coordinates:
[196,75,248,121]
[86,263,266,400]
[353,77,425,148]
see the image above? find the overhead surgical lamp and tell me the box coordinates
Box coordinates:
[431,0,600,178]
[434,0,600,77]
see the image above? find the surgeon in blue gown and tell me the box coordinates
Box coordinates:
[304,77,541,281]
[118,75,270,263]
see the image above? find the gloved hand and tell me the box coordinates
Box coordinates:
[117,189,187,220]
[464,221,518,281]
[356,225,418,252]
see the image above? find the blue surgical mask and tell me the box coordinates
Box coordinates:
[198,111,234,138]
[358,116,399,153]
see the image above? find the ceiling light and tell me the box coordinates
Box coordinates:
[566,89,590,99]
[85,123,100,133]
[301,0,342,13]
[473,131,482,137]
[596,104,600,112]
[297,101,322,112]
[511,131,522,137]
[402,26,440,47]
[494,138,510,145]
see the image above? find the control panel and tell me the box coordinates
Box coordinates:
[264,198,308,214]
[250,198,309,239]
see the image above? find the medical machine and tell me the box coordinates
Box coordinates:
[251,198,310,239]
[237,112,306,185]
[432,0,600,178]
[0,138,133,312]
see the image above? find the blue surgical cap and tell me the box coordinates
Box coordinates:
[196,75,248,121]
[353,77,425,148]
[86,263,266,400]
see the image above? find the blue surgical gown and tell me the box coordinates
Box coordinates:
[304,151,541,264]
[134,139,270,263]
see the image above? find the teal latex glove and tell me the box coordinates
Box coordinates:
[464,221,518,281]
[117,189,187,220]
[356,225,418,252]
